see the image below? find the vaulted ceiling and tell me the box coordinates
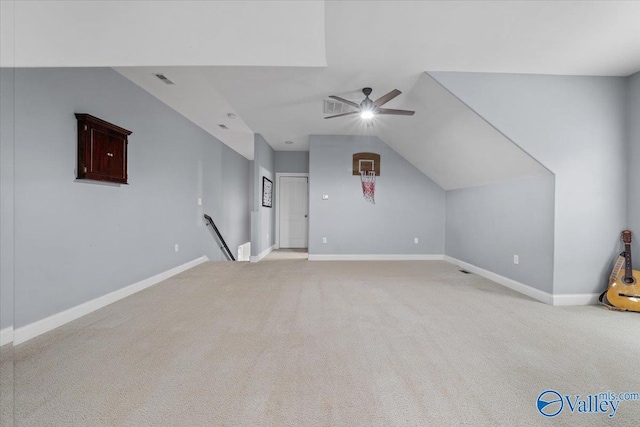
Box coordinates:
[3,1,639,189]
[378,74,550,190]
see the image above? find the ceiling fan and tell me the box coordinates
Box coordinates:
[325,87,415,120]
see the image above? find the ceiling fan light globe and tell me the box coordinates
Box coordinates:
[360,110,374,120]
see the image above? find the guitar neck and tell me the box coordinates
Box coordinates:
[625,243,633,279]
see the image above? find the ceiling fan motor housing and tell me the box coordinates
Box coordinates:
[361,88,374,111]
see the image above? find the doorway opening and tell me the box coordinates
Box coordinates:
[275,173,309,256]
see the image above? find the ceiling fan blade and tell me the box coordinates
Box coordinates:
[324,111,359,119]
[373,89,401,107]
[328,95,359,108]
[377,108,415,116]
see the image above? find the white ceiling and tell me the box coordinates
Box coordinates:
[204,66,417,151]
[0,1,326,68]
[377,74,550,190]
[4,1,640,188]
[326,1,640,77]
[202,0,640,152]
[115,67,255,159]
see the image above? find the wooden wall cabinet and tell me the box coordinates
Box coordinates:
[75,114,132,184]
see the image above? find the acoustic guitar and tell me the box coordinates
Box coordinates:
[606,230,640,312]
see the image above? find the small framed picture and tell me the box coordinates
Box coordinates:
[262,176,273,208]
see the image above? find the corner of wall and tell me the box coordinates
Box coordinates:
[251,134,276,256]
[626,72,640,258]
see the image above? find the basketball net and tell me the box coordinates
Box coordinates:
[360,171,376,204]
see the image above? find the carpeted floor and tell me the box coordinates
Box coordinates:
[264,248,309,261]
[9,257,640,426]
[0,344,13,427]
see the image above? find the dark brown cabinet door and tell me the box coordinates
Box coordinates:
[90,129,126,180]
[76,114,131,184]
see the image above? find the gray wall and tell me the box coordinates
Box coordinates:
[431,72,628,295]
[251,134,275,256]
[309,135,445,255]
[274,151,309,173]
[221,144,251,254]
[627,72,640,259]
[5,68,250,328]
[446,176,555,293]
[248,161,255,211]
[1,69,15,331]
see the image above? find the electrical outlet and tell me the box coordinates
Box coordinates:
[414,237,419,244]
[175,244,179,253]
[198,198,202,206]
[322,237,327,244]
[514,255,519,264]
[266,233,269,240]
[322,195,329,200]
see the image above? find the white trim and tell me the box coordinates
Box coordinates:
[444,255,554,305]
[13,256,209,346]
[237,241,251,262]
[275,172,309,250]
[0,327,13,346]
[444,256,599,306]
[552,293,601,306]
[250,245,275,263]
[309,254,445,261]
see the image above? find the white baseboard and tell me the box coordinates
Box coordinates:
[13,256,209,346]
[250,245,274,263]
[443,256,599,306]
[552,293,601,306]
[308,254,445,261]
[237,242,251,262]
[444,256,554,305]
[0,327,13,346]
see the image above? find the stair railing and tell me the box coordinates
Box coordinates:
[203,214,236,261]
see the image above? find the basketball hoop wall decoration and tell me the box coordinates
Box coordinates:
[353,152,380,204]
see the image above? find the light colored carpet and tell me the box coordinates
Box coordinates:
[264,249,308,261]
[0,344,14,427]
[11,259,640,426]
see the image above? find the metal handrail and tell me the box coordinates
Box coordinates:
[203,214,236,261]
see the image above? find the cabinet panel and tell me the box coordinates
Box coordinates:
[90,129,126,180]
[76,114,131,184]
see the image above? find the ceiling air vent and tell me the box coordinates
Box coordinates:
[153,73,174,85]
[324,99,355,115]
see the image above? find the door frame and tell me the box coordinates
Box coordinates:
[275,172,309,250]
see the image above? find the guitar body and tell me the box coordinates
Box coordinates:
[606,270,640,312]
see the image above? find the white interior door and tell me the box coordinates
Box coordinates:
[279,176,308,248]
